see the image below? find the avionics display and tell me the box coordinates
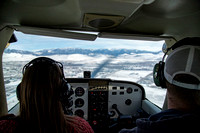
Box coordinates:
[89,80,108,91]
[88,80,109,131]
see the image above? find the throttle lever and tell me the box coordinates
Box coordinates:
[112,104,122,116]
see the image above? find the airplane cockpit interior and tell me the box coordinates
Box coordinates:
[0,0,200,132]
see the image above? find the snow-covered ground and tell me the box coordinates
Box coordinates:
[3,51,166,110]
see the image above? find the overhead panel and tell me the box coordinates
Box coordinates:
[12,0,66,7]
[0,0,82,27]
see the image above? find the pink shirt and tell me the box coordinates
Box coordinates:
[0,114,94,133]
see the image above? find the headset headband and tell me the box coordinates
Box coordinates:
[22,57,64,76]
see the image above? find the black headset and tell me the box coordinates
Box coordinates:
[17,57,74,114]
[153,37,200,88]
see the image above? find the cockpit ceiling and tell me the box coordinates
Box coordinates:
[0,0,200,39]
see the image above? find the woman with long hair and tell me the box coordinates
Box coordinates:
[0,57,94,133]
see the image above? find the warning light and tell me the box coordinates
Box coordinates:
[93,120,97,125]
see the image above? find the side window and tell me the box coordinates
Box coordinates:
[3,59,24,110]
[138,75,167,108]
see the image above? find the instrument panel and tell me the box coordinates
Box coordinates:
[66,78,145,131]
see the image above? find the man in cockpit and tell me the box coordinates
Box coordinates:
[119,37,200,133]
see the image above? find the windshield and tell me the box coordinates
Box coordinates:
[3,31,166,110]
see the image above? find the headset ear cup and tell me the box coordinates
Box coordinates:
[59,79,74,114]
[16,83,21,101]
[59,79,74,102]
[153,63,161,86]
[153,61,166,88]
[159,62,166,88]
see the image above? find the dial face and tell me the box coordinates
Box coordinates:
[75,109,84,118]
[126,87,133,94]
[75,98,84,107]
[125,99,132,105]
[75,87,85,96]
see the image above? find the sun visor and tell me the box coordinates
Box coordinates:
[13,26,97,41]
[98,32,174,41]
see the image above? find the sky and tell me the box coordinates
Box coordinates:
[7,31,165,51]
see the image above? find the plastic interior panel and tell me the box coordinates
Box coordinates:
[108,81,143,118]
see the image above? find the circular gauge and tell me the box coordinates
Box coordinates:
[75,98,84,107]
[127,87,133,94]
[75,87,85,96]
[125,99,132,105]
[75,109,84,118]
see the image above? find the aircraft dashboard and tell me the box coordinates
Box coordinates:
[66,78,146,132]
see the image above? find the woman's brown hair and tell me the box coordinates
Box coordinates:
[19,61,68,133]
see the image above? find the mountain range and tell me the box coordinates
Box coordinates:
[4,48,161,56]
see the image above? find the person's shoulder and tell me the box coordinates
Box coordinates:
[72,116,94,133]
[136,109,200,133]
[0,114,18,133]
[147,109,184,121]
[65,115,94,133]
